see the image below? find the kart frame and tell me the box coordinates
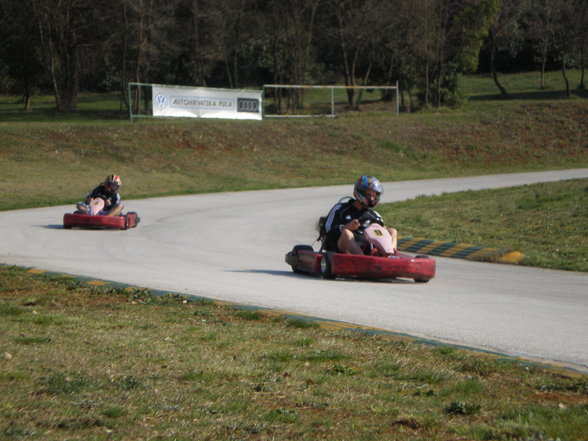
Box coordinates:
[63,212,140,230]
[286,245,436,283]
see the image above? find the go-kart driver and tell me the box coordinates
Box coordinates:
[323,175,398,255]
[75,174,124,217]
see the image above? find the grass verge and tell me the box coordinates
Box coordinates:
[379,178,588,272]
[1,266,587,441]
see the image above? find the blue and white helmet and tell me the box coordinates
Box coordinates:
[354,175,383,208]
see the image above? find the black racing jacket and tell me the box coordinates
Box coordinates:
[85,185,121,211]
[322,198,385,252]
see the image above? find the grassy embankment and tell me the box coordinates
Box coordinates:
[1,266,587,441]
[0,71,587,439]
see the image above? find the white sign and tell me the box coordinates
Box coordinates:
[152,85,262,120]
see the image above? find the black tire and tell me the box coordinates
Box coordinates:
[414,278,430,283]
[293,245,314,253]
[320,252,336,279]
[287,245,314,273]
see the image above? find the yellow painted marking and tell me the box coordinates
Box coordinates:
[398,238,425,247]
[497,251,524,264]
[417,242,455,254]
[88,280,108,286]
[399,236,523,263]
[27,269,46,275]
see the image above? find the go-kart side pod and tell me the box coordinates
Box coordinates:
[63,212,140,230]
[327,252,435,282]
[286,245,435,283]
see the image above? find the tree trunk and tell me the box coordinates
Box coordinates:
[578,49,586,90]
[424,63,430,107]
[562,57,570,97]
[540,53,547,89]
[337,9,355,107]
[120,0,130,111]
[23,89,31,112]
[490,43,509,97]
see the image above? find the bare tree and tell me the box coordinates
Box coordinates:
[569,0,587,90]
[0,0,44,109]
[174,0,219,86]
[524,0,560,89]
[263,0,321,109]
[205,0,258,88]
[109,0,179,111]
[323,0,389,108]
[272,0,321,86]
[554,0,575,96]
[32,0,100,111]
[485,0,526,97]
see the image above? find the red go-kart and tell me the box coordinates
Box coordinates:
[286,224,435,283]
[63,212,140,230]
[63,199,140,230]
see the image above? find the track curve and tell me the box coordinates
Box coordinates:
[1,169,587,372]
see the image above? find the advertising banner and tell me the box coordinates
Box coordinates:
[152,85,262,120]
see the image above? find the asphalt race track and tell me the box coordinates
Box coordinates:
[2,169,587,372]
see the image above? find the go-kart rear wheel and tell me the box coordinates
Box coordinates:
[320,252,336,279]
[414,278,430,283]
[293,245,314,253]
[287,245,314,274]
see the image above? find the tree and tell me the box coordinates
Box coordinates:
[529,0,585,97]
[409,0,498,107]
[0,0,45,109]
[523,0,560,89]
[322,0,390,108]
[269,0,321,86]
[1,0,579,113]
[172,0,220,87]
[553,0,575,96]
[568,0,588,90]
[484,0,526,97]
[203,0,268,88]
[31,0,109,111]
[107,0,181,111]
[252,0,322,111]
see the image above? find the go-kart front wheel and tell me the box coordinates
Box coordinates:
[414,255,432,282]
[320,252,336,279]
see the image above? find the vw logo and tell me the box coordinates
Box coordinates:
[155,93,168,109]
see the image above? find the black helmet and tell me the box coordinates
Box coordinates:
[353,175,383,208]
[105,174,121,190]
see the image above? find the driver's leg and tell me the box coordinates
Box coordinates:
[387,227,398,250]
[75,202,89,214]
[103,203,124,217]
[337,229,364,255]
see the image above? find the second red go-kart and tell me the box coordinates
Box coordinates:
[286,223,435,283]
[63,198,140,230]
[63,212,140,230]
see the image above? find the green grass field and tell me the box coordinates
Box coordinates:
[379,179,588,272]
[0,71,587,440]
[1,267,587,441]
